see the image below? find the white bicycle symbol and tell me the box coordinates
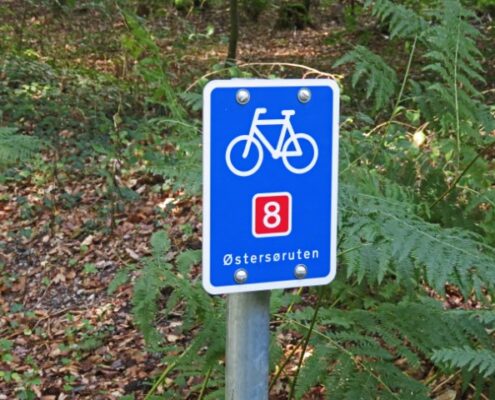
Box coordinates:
[226,108,319,177]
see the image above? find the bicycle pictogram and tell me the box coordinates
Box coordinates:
[225,108,319,177]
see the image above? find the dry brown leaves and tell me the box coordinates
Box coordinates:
[0,170,202,398]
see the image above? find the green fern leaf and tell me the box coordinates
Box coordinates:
[433,347,495,378]
[340,173,495,295]
[0,127,40,167]
[334,46,398,111]
[368,0,428,39]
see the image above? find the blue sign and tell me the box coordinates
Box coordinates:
[203,79,339,294]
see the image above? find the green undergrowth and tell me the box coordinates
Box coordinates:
[130,163,495,398]
[127,1,495,398]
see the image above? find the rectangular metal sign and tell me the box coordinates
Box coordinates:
[203,79,339,294]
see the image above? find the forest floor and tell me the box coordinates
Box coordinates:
[1,2,494,399]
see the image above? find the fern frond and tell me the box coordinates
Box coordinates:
[368,0,428,39]
[0,127,40,167]
[132,229,226,393]
[467,311,495,326]
[144,117,202,193]
[132,231,171,350]
[421,0,493,136]
[284,299,494,398]
[334,46,398,111]
[179,91,203,112]
[340,175,495,296]
[432,347,495,378]
[294,344,333,398]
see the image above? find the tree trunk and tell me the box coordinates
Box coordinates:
[227,0,238,65]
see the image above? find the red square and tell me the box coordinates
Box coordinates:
[252,192,292,237]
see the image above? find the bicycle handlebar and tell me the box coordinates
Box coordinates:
[255,108,295,118]
[281,110,295,117]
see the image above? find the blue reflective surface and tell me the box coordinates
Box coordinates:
[208,83,336,289]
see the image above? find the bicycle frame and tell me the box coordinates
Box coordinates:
[242,108,302,159]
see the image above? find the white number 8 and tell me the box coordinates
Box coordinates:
[263,201,282,228]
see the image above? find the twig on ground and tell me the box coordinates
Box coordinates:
[186,62,343,92]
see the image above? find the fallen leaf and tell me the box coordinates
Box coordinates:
[81,235,94,246]
[125,248,140,261]
[434,389,456,400]
[52,273,66,284]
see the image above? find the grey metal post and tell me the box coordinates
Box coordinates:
[226,291,271,400]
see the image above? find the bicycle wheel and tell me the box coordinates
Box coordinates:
[225,135,264,177]
[282,133,318,174]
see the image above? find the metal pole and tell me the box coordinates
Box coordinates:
[226,291,271,400]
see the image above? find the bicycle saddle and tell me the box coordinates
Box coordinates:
[281,110,295,116]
